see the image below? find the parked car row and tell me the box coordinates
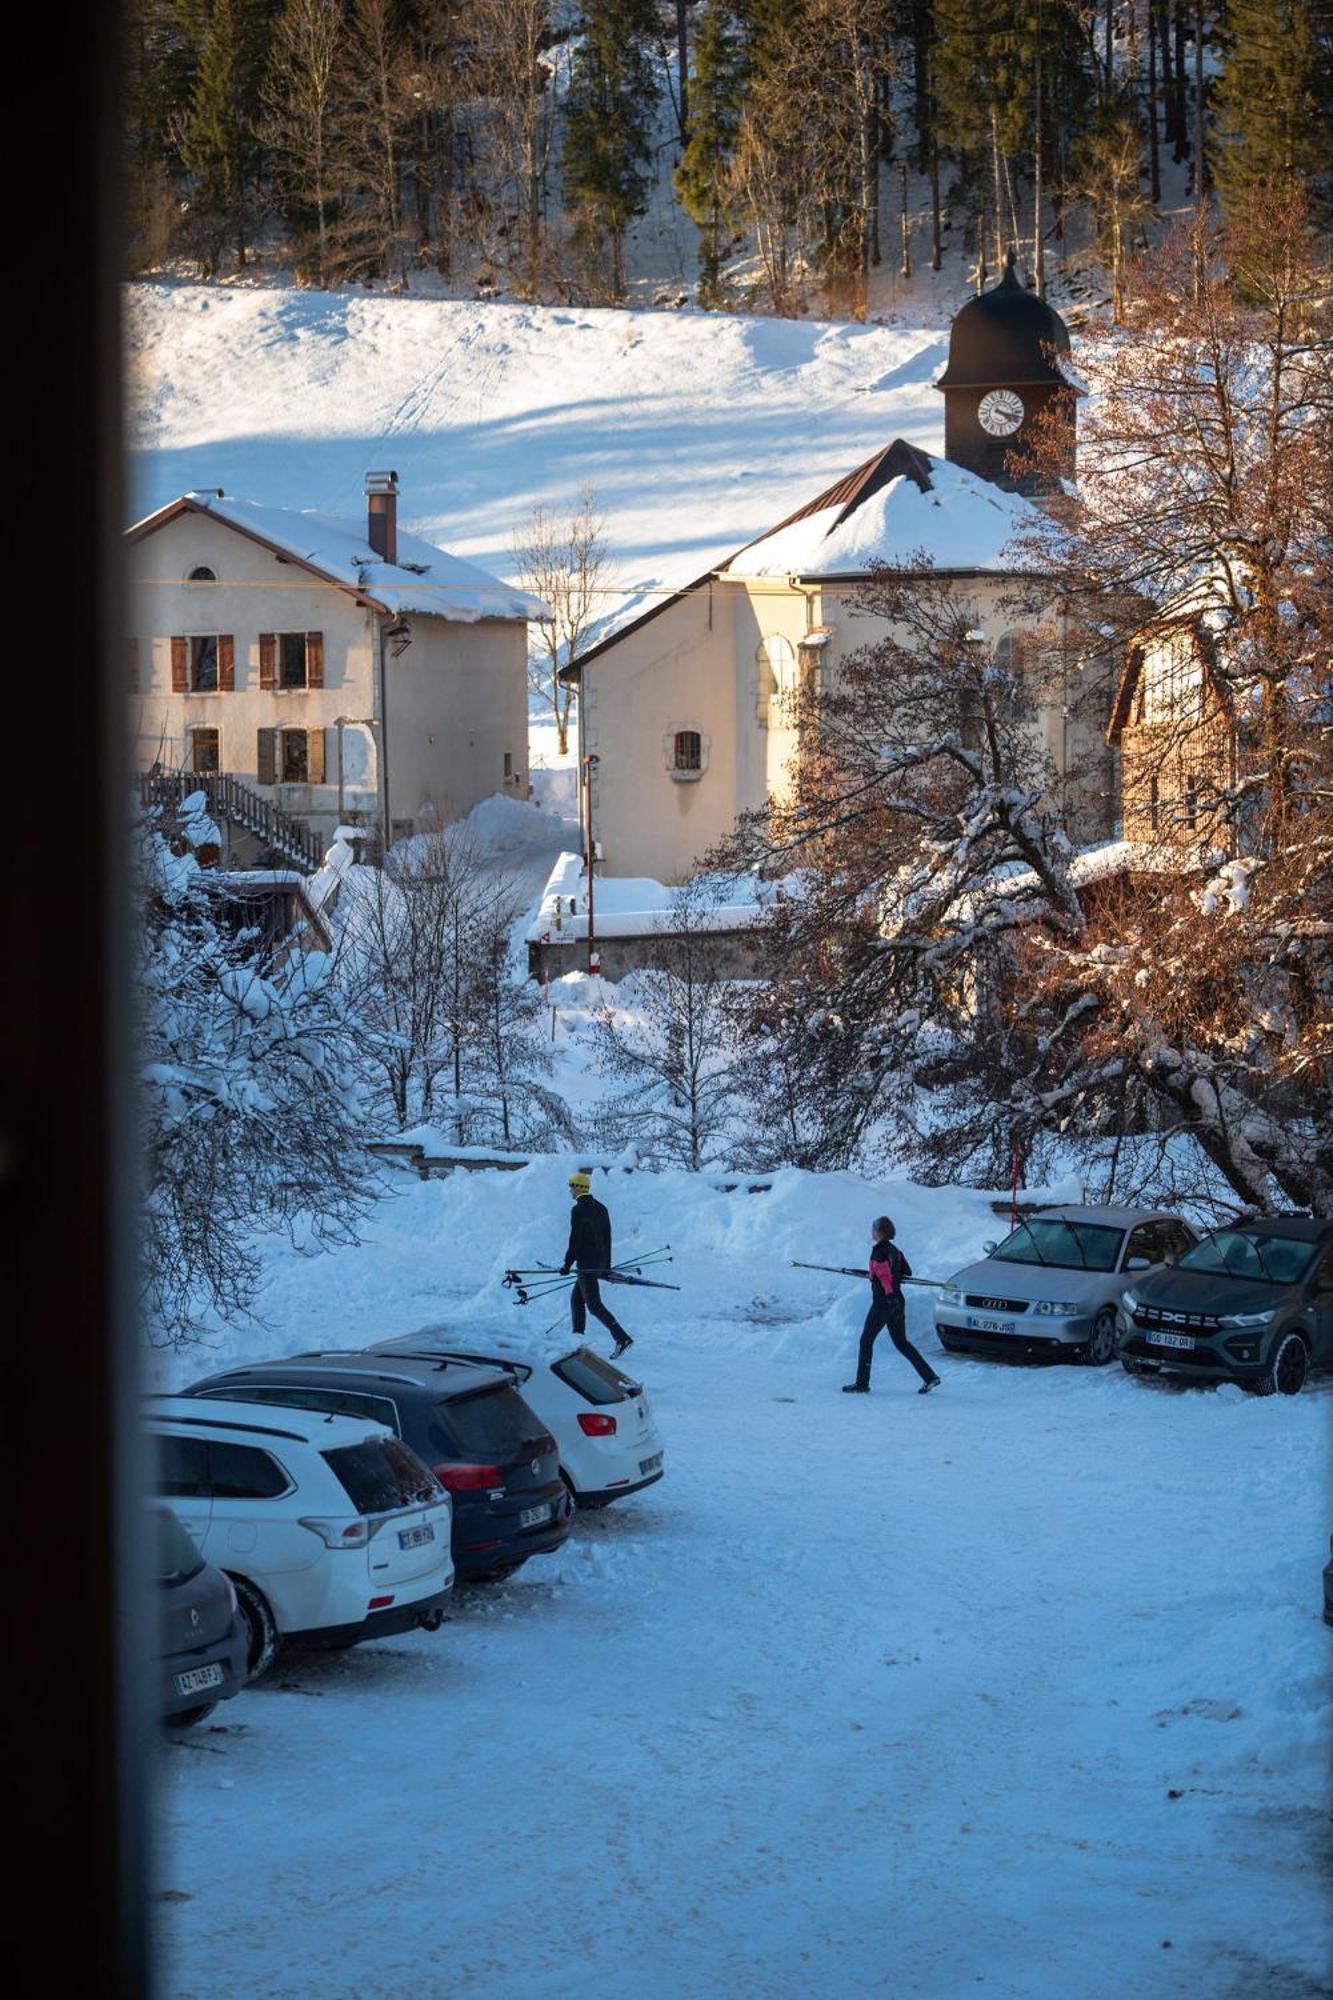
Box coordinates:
[932,1206,1333,1396]
[152,1335,665,1724]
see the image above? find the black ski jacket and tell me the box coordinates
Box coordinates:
[563,1194,612,1274]
[868,1239,912,1305]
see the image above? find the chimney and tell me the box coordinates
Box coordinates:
[365,469,399,566]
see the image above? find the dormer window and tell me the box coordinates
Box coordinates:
[664,723,709,782]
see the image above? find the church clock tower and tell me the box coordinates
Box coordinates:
[936,253,1080,496]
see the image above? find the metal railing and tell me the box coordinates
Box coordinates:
[138,767,323,872]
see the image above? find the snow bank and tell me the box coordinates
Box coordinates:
[528,853,776,941]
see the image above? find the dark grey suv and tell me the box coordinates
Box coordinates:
[155,1505,247,1726]
[185,1353,572,1579]
[1116,1217,1333,1394]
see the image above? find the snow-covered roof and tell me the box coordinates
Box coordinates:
[528,852,776,943]
[128,491,548,625]
[721,440,1040,581]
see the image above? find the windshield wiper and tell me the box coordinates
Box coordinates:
[1246,1237,1279,1284]
[1008,1218,1051,1267]
[1066,1229,1090,1270]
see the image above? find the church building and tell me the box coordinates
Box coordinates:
[566,259,1112,885]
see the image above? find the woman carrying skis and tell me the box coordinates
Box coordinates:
[843,1217,940,1396]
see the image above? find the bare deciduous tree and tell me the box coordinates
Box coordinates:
[512,485,612,755]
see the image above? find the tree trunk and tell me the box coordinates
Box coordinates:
[1173,2,1188,164]
[990,106,1006,267]
[676,0,689,145]
[1147,0,1161,203]
[1193,0,1207,205]
[930,137,942,271]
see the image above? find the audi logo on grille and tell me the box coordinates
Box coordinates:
[978,1298,1010,1311]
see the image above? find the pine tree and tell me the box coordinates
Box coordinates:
[1213,0,1333,217]
[562,0,661,297]
[180,0,274,275]
[674,1,750,303]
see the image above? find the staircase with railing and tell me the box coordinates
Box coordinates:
[139,768,324,872]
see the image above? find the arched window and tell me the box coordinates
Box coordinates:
[187,565,216,583]
[755,634,794,725]
[663,722,710,782]
[673,729,702,773]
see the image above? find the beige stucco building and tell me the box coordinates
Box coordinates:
[567,266,1112,885]
[127,473,542,854]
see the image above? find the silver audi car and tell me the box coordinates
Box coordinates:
[932,1205,1199,1365]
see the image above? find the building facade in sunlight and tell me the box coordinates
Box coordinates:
[566,262,1112,884]
[127,471,544,859]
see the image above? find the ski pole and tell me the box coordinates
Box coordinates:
[790,1260,946,1289]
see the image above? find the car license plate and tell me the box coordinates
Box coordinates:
[970,1316,1017,1336]
[640,1453,663,1475]
[1146,1330,1195,1351]
[519,1503,551,1530]
[173,1663,224,1697]
[398,1523,435,1550]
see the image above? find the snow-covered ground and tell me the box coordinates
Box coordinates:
[157,1161,1331,2000]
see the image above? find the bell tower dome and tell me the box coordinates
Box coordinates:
[935,253,1079,495]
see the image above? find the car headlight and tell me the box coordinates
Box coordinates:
[937,1285,963,1306]
[1219,1308,1278,1328]
[1120,1289,1141,1314]
[1034,1300,1080,1317]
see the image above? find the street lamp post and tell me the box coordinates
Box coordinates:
[581,751,600,974]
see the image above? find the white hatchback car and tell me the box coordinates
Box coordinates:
[146,1396,455,1676]
[372,1332,666,1509]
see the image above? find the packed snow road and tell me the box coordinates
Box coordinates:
[157,1170,1330,1999]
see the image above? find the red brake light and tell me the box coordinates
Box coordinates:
[577,1412,617,1436]
[433,1463,503,1491]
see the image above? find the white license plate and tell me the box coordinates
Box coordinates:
[519,1503,551,1530]
[970,1316,1017,1335]
[173,1663,224,1697]
[1146,1330,1195,1351]
[640,1453,663,1475]
[398,1523,435,1550]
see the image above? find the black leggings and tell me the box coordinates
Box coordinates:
[571,1272,628,1343]
[855,1299,935,1389]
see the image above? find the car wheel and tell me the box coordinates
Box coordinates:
[1255,1331,1309,1398]
[230,1576,279,1679]
[166,1702,218,1728]
[1083,1307,1118,1366]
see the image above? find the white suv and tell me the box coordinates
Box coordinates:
[372,1332,665,1510]
[146,1396,455,1676]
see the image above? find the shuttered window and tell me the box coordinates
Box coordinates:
[281,730,308,783]
[259,727,327,786]
[191,728,220,775]
[171,634,233,694]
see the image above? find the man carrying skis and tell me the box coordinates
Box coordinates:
[843,1217,940,1396]
[561,1170,634,1358]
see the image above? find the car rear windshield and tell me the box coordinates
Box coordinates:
[552,1348,630,1407]
[431,1386,549,1462]
[1178,1230,1316,1285]
[156,1509,204,1584]
[991,1218,1121,1272]
[322,1438,443,1515]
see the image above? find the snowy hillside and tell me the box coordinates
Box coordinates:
[126,285,952,645]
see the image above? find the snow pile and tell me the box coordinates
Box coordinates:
[726,451,1040,579]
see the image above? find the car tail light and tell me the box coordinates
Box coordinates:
[433,1463,504,1491]
[577,1412,617,1436]
[299,1516,371,1548]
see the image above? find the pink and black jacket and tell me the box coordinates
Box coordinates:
[868,1240,912,1305]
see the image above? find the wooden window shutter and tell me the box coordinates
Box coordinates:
[306,631,324,688]
[170,635,187,693]
[257,727,276,786]
[308,726,326,784]
[259,632,276,691]
[128,637,139,694]
[218,633,235,692]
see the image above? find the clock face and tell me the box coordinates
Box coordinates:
[978,388,1025,437]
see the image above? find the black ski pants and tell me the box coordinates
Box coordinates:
[570,1271,629,1344]
[855,1296,936,1389]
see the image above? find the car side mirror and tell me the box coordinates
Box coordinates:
[1125,1255,1153,1271]
[983,1240,997,1255]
